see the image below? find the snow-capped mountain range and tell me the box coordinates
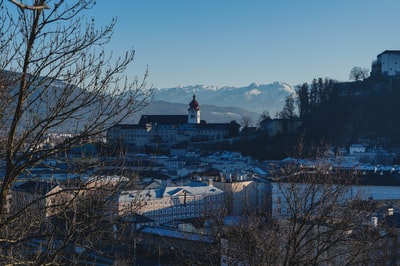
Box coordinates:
[138,82,296,124]
[154,82,296,114]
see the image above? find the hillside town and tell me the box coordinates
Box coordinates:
[4,79,400,264]
[2,2,400,263]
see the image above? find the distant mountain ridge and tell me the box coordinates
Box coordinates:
[147,82,296,123]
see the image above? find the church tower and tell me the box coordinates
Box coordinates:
[188,94,200,124]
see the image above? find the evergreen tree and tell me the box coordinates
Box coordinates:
[296,83,309,118]
[281,94,296,119]
[322,78,334,103]
[310,78,319,109]
[317,77,324,103]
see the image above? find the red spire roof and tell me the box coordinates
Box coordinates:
[188,94,200,111]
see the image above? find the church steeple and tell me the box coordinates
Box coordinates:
[188,94,200,124]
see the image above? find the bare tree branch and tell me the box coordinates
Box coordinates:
[0,0,152,263]
[8,0,50,10]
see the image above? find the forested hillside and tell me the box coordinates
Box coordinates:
[300,76,400,146]
[234,75,400,160]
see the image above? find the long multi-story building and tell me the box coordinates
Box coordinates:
[118,183,225,225]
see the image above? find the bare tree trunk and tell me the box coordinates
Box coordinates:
[0,0,152,263]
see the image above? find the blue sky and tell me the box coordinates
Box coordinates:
[90,1,400,88]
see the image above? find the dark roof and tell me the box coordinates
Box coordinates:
[384,213,400,228]
[185,124,230,129]
[119,213,154,224]
[169,216,208,228]
[111,124,145,130]
[14,180,58,195]
[188,94,200,111]
[241,127,258,133]
[378,50,400,57]
[259,117,273,126]
[138,115,187,126]
[179,121,240,130]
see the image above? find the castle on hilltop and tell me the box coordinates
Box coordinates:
[371,50,400,77]
[107,94,240,150]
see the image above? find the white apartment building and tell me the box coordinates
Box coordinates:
[118,184,225,225]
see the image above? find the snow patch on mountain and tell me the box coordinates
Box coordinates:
[245,88,262,100]
[210,111,242,119]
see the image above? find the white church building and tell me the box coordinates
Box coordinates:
[106,95,240,149]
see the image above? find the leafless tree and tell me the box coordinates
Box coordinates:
[257,110,271,127]
[260,110,271,121]
[214,145,390,265]
[241,115,253,128]
[349,66,370,81]
[0,0,152,263]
